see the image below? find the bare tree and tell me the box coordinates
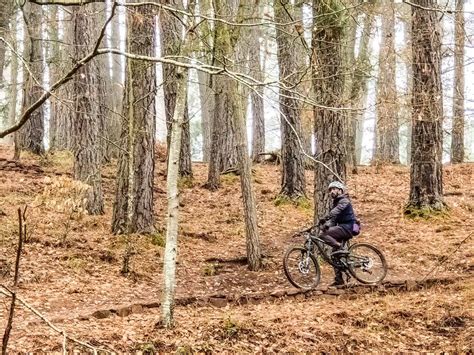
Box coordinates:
[374,0,399,164]
[206,0,238,189]
[312,0,347,220]
[0,0,14,82]
[49,7,74,151]
[450,0,465,163]
[112,2,156,234]
[348,7,375,169]
[249,3,265,163]
[405,0,446,214]
[275,0,306,199]
[160,0,192,177]
[14,2,45,158]
[71,4,104,215]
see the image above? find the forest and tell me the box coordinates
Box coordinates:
[0,0,473,352]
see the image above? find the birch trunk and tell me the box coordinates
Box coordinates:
[162,65,189,328]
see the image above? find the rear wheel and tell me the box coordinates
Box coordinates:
[283,247,321,289]
[346,243,387,284]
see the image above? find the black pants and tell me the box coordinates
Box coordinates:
[319,226,351,249]
[320,226,352,283]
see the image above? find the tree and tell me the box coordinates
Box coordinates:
[49,7,74,151]
[275,0,306,199]
[162,52,189,330]
[450,0,465,163]
[0,0,14,82]
[112,3,156,234]
[348,7,374,169]
[312,0,347,220]
[160,0,192,177]
[405,0,446,214]
[374,0,399,164]
[249,3,265,163]
[206,0,238,189]
[14,2,45,158]
[71,4,104,215]
[4,7,18,146]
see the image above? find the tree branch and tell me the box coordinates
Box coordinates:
[0,1,117,139]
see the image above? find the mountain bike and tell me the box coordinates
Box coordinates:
[283,227,388,289]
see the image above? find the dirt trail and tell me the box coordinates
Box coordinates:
[0,145,473,351]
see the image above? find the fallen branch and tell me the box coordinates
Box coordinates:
[2,208,25,354]
[0,285,112,354]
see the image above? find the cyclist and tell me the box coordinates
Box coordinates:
[317,181,359,286]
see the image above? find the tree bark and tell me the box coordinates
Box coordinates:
[312,0,347,221]
[71,4,104,215]
[374,0,399,164]
[206,0,238,189]
[162,63,188,329]
[49,7,74,151]
[0,0,14,82]
[4,11,18,146]
[275,0,306,199]
[249,4,265,163]
[14,2,45,158]
[112,3,156,234]
[450,0,465,163]
[405,0,445,213]
[196,0,212,162]
[160,0,192,177]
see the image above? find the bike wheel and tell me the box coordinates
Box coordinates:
[283,247,321,289]
[347,243,387,284]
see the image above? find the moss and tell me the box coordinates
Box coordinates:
[221,173,239,185]
[150,231,166,247]
[403,204,449,220]
[274,195,312,210]
[203,262,221,276]
[222,316,241,339]
[178,176,194,189]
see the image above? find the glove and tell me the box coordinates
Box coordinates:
[322,221,332,231]
[318,217,327,226]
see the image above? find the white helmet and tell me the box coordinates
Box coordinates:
[328,181,345,191]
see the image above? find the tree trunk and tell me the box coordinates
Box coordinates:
[405,0,445,214]
[350,10,375,168]
[102,3,123,161]
[112,3,156,234]
[232,82,262,271]
[206,0,238,189]
[374,0,399,164]
[450,0,464,163]
[0,0,14,82]
[400,2,413,165]
[14,2,45,158]
[160,0,192,177]
[197,0,212,162]
[197,69,212,162]
[249,4,265,163]
[162,63,189,329]
[49,7,74,151]
[4,11,18,146]
[312,0,347,221]
[275,0,306,199]
[71,4,104,215]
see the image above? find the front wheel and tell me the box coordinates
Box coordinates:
[283,247,321,289]
[346,243,387,284]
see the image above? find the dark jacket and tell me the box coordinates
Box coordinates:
[324,194,356,233]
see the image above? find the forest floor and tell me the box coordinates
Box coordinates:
[0,144,473,352]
